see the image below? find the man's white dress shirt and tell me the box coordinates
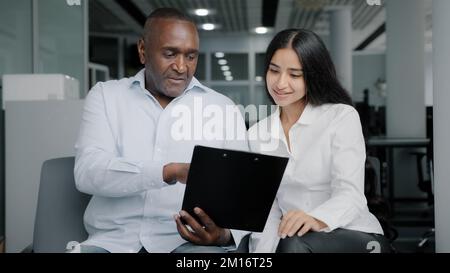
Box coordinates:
[248,103,383,253]
[74,69,249,253]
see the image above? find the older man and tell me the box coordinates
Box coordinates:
[74,7,248,253]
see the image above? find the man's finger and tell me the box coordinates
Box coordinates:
[174,214,200,244]
[193,207,216,231]
[179,210,209,238]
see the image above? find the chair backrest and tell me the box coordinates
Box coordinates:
[33,157,91,253]
[365,156,397,243]
[366,156,382,196]
[410,151,434,204]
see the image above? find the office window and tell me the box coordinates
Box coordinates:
[0,0,33,79]
[90,36,119,79]
[255,53,266,81]
[210,85,250,106]
[0,0,33,239]
[38,0,86,95]
[211,53,248,81]
[194,53,206,81]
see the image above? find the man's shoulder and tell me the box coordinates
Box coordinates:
[89,77,136,97]
[100,77,134,91]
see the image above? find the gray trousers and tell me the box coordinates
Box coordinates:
[171,242,227,253]
[275,228,391,253]
[76,228,388,253]
[76,243,227,253]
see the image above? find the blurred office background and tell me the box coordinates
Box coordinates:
[1,0,449,253]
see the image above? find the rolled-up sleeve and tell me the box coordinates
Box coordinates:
[308,109,367,232]
[74,83,167,198]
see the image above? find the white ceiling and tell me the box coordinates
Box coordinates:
[89,0,433,51]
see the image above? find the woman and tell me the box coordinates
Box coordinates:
[248,29,390,253]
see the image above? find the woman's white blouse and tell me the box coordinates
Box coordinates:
[248,103,383,253]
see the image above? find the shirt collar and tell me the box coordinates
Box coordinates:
[296,103,320,125]
[268,103,329,147]
[271,103,321,126]
[130,68,207,96]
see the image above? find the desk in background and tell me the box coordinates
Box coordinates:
[367,137,431,211]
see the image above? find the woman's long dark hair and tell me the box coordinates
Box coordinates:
[264,29,353,106]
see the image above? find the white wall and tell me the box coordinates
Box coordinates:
[5,100,84,253]
[353,51,433,107]
[433,0,450,253]
[425,50,433,106]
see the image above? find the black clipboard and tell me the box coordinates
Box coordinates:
[181,145,289,232]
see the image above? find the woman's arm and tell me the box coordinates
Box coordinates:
[308,108,367,232]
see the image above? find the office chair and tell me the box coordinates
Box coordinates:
[409,152,435,252]
[410,151,434,206]
[24,157,91,253]
[366,156,382,196]
[27,157,251,253]
[365,156,398,248]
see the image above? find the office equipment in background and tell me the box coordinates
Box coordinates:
[367,138,430,201]
[182,146,289,232]
[2,74,82,252]
[2,74,80,109]
[5,100,84,252]
[88,62,110,89]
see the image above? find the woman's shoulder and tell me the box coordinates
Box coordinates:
[320,103,363,134]
[323,103,355,113]
[320,103,359,121]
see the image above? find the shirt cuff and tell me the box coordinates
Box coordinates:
[224,229,250,252]
[142,160,167,189]
[308,208,337,233]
